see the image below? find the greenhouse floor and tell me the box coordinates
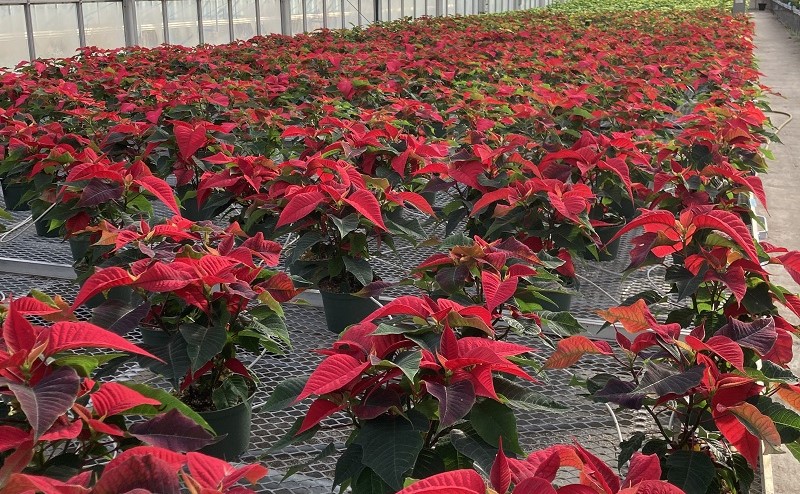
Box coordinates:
[753,9,800,494]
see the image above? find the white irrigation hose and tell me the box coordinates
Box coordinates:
[0,202,57,243]
[576,272,622,306]
[605,403,624,443]
[764,109,793,145]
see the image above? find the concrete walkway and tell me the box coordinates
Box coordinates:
[752,10,800,494]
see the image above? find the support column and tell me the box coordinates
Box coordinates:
[122,0,139,46]
[279,0,291,34]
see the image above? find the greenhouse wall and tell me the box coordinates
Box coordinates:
[0,0,553,68]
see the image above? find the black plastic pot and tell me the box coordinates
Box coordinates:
[759,3,767,10]
[69,236,91,263]
[319,290,380,334]
[31,204,59,238]
[584,224,624,262]
[538,289,574,312]
[1,181,32,211]
[198,392,255,461]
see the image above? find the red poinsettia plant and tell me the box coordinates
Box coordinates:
[408,234,584,338]
[397,441,683,494]
[4,447,269,494]
[72,217,298,412]
[263,155,434,294]
[0,295,272,492]
[266,294,564,493]
[539,205,800,493]
[55,150,180,237]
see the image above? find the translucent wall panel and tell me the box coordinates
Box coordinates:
[325,0,341,28]
[259,0,282,33]
[83,2,126,49]
[342,0,359,28]
[403,0,414,17]
[305,0,322,31]
[168,0,200,45]
[388,0,401,20]
[136,1,165,47]
[31,3,80,59]
[288,0,303,33]
[0,5,29,68]
[446,0,454,14]
[201,0,229,44]
[426,0,435,15]
[232,0,257,39]
[414,0,423,17]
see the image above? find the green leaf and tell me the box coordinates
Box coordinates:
[440,233,473,249]
[354,415,424,490]
[343,256,374,288]
[665,265,705,301]
[618,432,645,469]
[288,231,325,266]
[180,323,227,372]
[248,309,291,347]
[333,214,361,238]
[52,353,125,377]
[263,377,308,411]
[385,351,422,383]
[373,323,418,335]
[761,360,797,381]
[211,374,251,409]
[469,399,523,455]
[352,467,392,494]
[385,210,426,239]
[282,442,337,481]
[334,443,365,487]
[145,334,190,389]
[493,376,566,412]
[123,383,211,431]
[537,310,585,336]
[449,428,496,476]
[741,282,775,314]
[665,450,715,494]
[265,415,320,453]
[412,448,446,479]
[437,442,474,472]
[756,397,800,443]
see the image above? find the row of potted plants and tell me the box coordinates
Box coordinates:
[0,2,798,494]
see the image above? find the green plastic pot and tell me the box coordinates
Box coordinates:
[319,290,380,334]
[198,392,255,461]
[584,224,624,262]
[1,181,32,211]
